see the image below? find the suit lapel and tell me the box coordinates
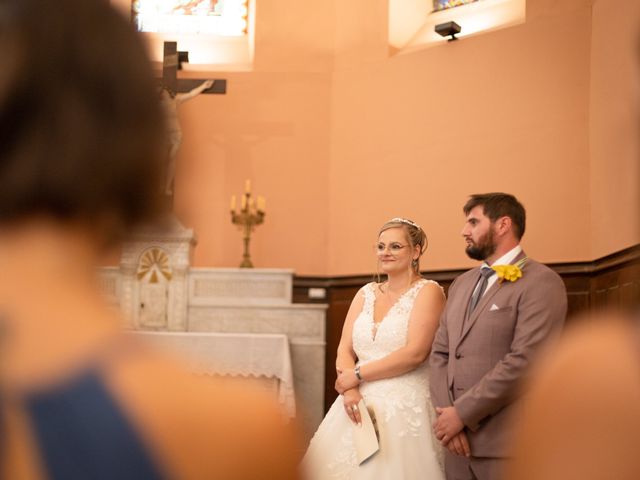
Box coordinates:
[457,250,528,343]
[459,281,501,342]
[449,271,480,346]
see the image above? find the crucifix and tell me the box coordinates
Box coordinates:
[160,41,227,96]
[159,41,227,197]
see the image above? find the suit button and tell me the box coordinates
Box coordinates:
[455,353,462,359]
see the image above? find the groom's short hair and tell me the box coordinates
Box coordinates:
[464,193,526,240]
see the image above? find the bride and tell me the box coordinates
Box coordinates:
[302,218,446,479]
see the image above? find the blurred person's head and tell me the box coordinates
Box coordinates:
[0,0,165,246]
[506,309,640,480]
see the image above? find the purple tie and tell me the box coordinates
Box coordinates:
[469,267,495,313]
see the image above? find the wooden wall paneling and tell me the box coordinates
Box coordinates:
[591,245,640,311]
[551,264,592,319]
[324,285,358,411]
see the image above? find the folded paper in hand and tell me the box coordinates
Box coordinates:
[351,399,379,464]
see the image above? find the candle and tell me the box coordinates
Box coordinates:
[257,196,265,212]
[230,195,236,211]
[241,195,247,210]
[245,179,251,193]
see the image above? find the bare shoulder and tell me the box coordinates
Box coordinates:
[420,278,445,292]
[413,279,446,312]
[357,282,375,296]
[348,283,370,308]
[416,279,445,300]
[107,349,301,480]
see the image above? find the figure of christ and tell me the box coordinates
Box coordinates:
[160,79,214,195]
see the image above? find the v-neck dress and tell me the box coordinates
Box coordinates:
[302,279,445,479]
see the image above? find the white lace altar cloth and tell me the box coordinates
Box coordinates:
[134,331,295,419]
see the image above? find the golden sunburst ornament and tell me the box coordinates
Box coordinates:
[136,247,172,283]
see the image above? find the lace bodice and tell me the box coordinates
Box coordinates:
[353,279,440,362]
[352,279,443,431]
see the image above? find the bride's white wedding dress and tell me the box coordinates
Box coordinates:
[302,279,445,480]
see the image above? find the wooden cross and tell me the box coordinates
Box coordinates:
[160,41,227,95]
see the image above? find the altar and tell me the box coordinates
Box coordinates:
[134,331,296,419]
[99,223,327,437]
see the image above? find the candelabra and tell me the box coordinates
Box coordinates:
[230,180,266,268]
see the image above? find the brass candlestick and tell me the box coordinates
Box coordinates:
[230,180,266,268]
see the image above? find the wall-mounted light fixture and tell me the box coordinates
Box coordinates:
[435,21,461,41]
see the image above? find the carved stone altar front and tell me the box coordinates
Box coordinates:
[117,222,195,331]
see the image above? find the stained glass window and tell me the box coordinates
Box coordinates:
[132,0,248,36]
[433,0,479,12]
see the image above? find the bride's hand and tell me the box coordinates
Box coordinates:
[342,388,362,425]
[335,369,359,394]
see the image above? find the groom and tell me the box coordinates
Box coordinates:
[430,193,567,480]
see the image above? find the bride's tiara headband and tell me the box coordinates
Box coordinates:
[389,217,422,231]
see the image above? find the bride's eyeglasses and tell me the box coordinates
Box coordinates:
[375,242,409,255]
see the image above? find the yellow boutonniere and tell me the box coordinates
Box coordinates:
[492,257,528,283]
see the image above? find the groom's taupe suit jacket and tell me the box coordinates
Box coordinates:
[429,251,567,458]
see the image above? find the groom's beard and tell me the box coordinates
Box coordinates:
[465,227,497,261]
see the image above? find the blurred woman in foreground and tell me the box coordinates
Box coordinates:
[0,1,300,478]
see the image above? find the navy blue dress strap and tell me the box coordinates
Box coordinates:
[23,367,165,480]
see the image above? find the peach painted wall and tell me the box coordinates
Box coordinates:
[172,0,335,274]
[589,0,640,259]
[111,0,637,275]
[175,70,332,273]
[328,0,593,274]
